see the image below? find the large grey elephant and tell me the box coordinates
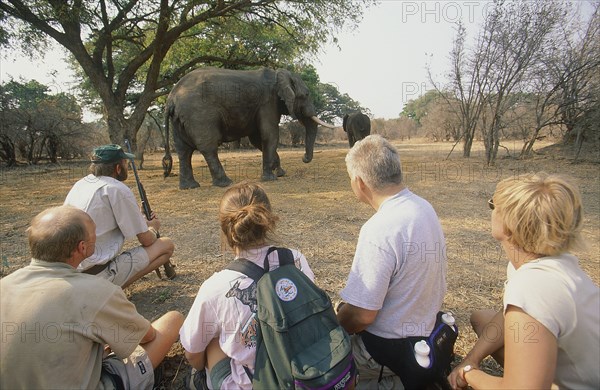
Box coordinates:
[342,112,371,147]
[162,67,334,189]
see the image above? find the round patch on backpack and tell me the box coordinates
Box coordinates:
[275,278,297,301]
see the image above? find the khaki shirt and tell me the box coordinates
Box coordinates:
[0,260,150,389]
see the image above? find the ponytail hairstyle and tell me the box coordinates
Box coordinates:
[219,182,279,251]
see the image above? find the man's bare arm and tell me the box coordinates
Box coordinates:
[337,303,378,334]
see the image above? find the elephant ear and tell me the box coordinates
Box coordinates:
[276,69,297,118]
[342,114,349,132]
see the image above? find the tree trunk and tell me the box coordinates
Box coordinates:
[135,123,154,169]
[491,137,499,164]
[36,136,48,163]
[463,134,473,157]
[66,42,148,155]
[27,127,34,164]
[105,112,143,155]
[463,119,476,157]
[0,135,17,167]
[574,126,586,160]
[521,125,543,157]
[48,135,59,163]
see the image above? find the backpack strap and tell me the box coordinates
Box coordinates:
[264,246,295,269]
[226,259,262,384]
[227,247,295,281]
[226,258,265,283]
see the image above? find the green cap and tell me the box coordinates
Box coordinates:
[91,144,135,163]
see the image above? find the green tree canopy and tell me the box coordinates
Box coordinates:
[287,65,369,125]
[399,90,441,125]
[1,78,92,165]
[1,0,374,149]
[318,83,369,124]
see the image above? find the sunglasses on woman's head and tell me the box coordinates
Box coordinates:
[488,198,495,210]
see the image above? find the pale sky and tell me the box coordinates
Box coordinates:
[315,0,489,119]
[0,1,594,120]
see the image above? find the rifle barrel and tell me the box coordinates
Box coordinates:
[124,140,153,219]
[123,140,175,280]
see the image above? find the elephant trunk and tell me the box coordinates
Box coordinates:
[303,141,315,163]
[301,116,335,163]
[302,120,318,163]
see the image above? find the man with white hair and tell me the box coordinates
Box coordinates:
[337,135,448,389]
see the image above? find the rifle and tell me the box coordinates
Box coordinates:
[124,139,176,280]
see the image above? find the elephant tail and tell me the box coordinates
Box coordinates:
[162,103,174,178]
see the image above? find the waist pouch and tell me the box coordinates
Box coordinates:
[360,311,458,390]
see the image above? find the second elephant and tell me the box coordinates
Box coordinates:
[342,112,371,147]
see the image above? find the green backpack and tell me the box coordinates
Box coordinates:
[227,247,356,389]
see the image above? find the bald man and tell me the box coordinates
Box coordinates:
[0,205,183,389]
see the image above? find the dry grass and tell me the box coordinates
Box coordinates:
[1,139,598,388]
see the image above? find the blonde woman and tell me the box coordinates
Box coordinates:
[454,172,599,389]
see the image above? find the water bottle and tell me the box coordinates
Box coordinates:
[442,312,456,330]
[414,340,431,368]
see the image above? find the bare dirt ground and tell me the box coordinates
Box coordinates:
[1,139,598,389]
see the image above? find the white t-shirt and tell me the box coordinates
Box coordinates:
[180,246,315,389]
[506,262,516,279]
[340,188,447,339]
[65,174,148,270]
[504,253,600,389]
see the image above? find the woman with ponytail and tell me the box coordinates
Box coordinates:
[180,182,314,389]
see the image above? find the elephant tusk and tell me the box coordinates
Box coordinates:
[311,116,336,129]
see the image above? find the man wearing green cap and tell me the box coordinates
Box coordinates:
[64,144,175,288]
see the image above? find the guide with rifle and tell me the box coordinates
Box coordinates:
[64,143,176,287]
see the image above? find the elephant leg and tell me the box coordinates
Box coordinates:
[178,147,200,190]
[248,132,280,181]
[348,133,356,148]
[274,152,286,177]
[200,149,232,187]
